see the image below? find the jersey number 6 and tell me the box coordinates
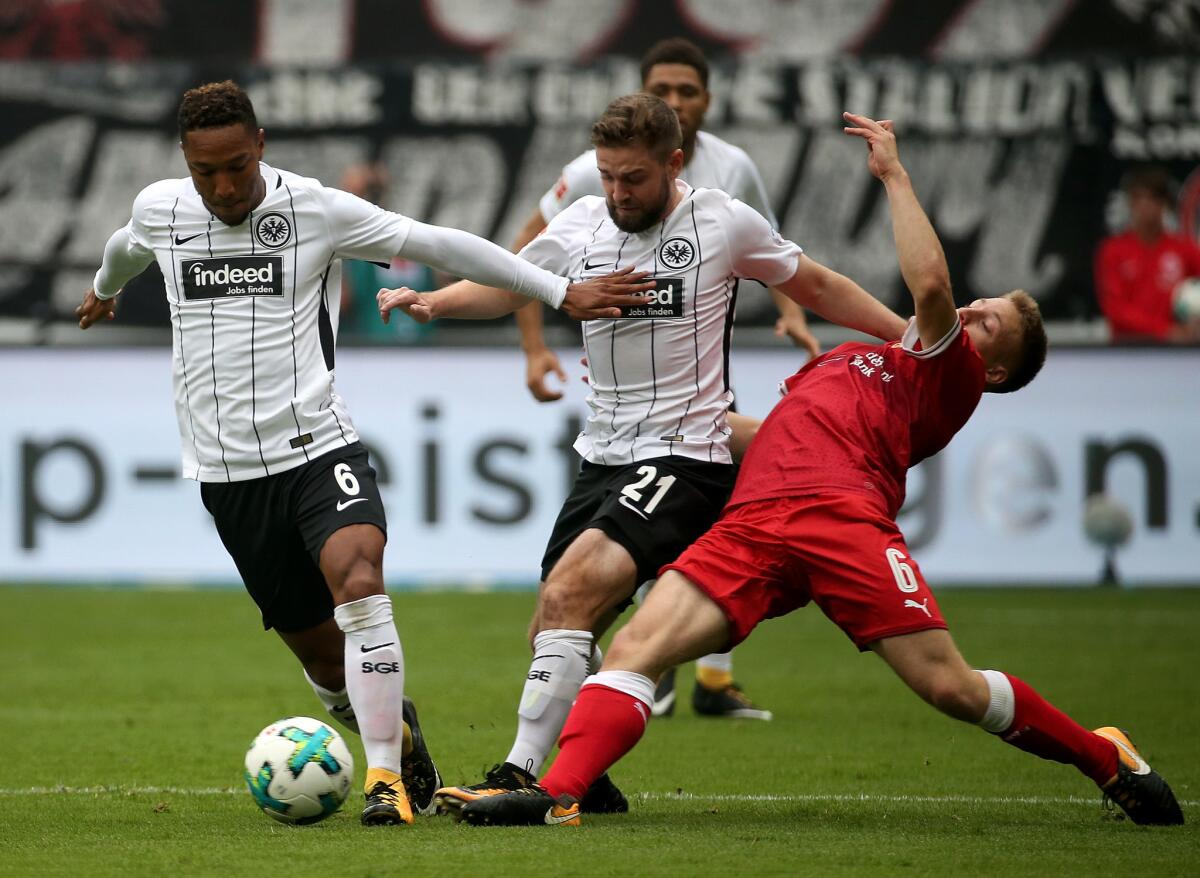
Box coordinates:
[885,547,919,593]
[334,462,361,497]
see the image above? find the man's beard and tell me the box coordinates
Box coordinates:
[606,176,672,233]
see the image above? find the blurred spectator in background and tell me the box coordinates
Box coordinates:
[339,163,438,344]
[1095,166,1200,344]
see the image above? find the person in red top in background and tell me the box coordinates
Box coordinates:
[1095,165,1200,343]
[460,114,1185,830]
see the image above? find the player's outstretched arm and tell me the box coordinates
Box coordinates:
[395,221,654,319]
[378,281,521,324]
[777,256,908,342]
[843,112,955,349]
[378,267,655,324]
[398,220,570,309]
[511,207,567,401]
[725,185,902,341]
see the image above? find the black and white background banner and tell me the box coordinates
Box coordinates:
[2,0,1199,333]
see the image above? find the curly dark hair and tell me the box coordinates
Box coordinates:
[177,80,257,138]
[640,37,709,88]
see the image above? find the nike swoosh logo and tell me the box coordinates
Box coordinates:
[544,807,578,825]
[174,233,203,245]
[583,259,612,270]
[617,495,649,520]
[360,642,394,653]
[336,498,368,511]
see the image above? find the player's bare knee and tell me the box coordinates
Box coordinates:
[605,623,648,668]
[925,673,988,723]
[323,545,382,602]
[536,578,595,630]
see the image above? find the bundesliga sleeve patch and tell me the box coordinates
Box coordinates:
[181,256,284,300]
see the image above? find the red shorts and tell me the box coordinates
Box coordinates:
[661,492,947,651]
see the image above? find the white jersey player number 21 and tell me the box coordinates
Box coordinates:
[619,466,677,518]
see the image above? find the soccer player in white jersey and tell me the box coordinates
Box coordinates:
[513,37,814,721]
[75,80,654,828]
[376,93,909,815]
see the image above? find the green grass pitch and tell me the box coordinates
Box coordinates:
[2,585,1197,876]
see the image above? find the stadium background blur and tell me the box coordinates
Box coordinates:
[2,5,1199,875]
[3,0,1198,589]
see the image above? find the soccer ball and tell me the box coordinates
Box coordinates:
[1082,493,1133,548]
[1174,278,1200,323]
[243,716,354,825]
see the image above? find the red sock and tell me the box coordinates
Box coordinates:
[1000,674,1118,786]
[541,683,650,802]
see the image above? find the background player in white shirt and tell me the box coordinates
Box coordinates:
[377,93,908,814]
[75,80,653,828]
[512,37,815,720]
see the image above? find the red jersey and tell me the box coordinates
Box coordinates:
[730,319,986,519]
[1094,230,1200,341]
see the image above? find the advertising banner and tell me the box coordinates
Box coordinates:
[3,53,1200,335]
[4,346,1197,586]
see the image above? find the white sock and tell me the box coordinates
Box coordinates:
[505,628,591,777]
[587,669,655,711]
[588,643,604,676]
[334,594,405,774]
[976,669,1015,734]
[696,652,733,673]
[303,670,360,734]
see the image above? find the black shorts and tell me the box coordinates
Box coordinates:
[199,442,387,633]
[540,457,736,589]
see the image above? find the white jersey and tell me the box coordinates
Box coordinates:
[520,182,802,466]
[538,130,778,229]
[106,163,410,482]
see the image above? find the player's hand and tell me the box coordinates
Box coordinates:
[843,113,901,181]
[525,347,567,402]
[377,286,433,324]
[774,314,821,358]
[76,288,117,330]
[561,266,655,321]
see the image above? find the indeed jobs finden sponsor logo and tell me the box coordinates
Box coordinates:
[620,276,684,319]
[181,256,284,300]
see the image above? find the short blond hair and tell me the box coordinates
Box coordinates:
[992,290,1046,394]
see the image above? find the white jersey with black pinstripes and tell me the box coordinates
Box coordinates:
[519,181,803,466]
[109,162,411,482]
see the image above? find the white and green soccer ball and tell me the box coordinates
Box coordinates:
[1174,278,1200,323]
[244,716,354,825]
